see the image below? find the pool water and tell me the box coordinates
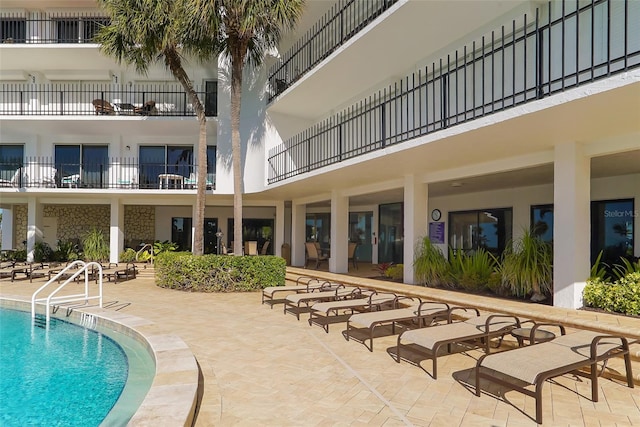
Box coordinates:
[0,308,129,426]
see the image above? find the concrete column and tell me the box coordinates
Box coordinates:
[291,203,306,266]
[329,190,349,273]
[109,198,124,263]
[1,207,13,250]
[404,175,427,284]
[553,142,590,309]
[26,197,42,262]
[275,200,285,257]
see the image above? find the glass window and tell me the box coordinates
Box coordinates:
[306,213,331,254]
[55,145,108,188]
[82,18,109,42]
[591,199,635,266]
[139,145,193,189]
[56,19,79,43]
[0,144,24,182]
[0,19,26,43]
[227,218,274,255]
[378,202,403,264]
[205,81,218,117]
[449,208,512,256]
[172,218,192,252]
[207,146,216,186]
[531,204,554,243]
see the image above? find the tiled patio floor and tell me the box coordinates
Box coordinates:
[2,271,639,426]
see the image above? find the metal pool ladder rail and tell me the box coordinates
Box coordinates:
[31,260,103,326]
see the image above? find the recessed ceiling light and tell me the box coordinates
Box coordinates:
[451,182,463,187]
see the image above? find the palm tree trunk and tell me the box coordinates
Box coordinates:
[165,47,207,255]
[231,51,244,256]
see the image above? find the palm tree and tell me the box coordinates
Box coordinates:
[96,0,216,255]
[187,0,305,255]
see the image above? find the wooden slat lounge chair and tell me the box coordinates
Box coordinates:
[346,298,451,351]
[308,290,397,332]
[262,276,323,308]
[395,307,521,379]
[92,99,116,115]
[27,262,62,282]
[114,262,137,282]
[475,328,634,424]
[0,262,29,281]
[283,283,358,320]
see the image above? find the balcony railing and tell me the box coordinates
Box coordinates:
[0,158,215,190]
[267,0,640,184]
[267,0,398,102]
[0,83,217,116]
[0,13,110,44]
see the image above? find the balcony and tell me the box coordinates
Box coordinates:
[267,0,640,184]
[0,13,109,44]
[267,0,399,102]
[0,158,215,191]
[0,83,217,116]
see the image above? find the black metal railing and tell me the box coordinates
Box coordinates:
[267,0,640,183]
[267,0,398,102]
[0,157,216,190]
[0,83,217,116]
[0,13,110,44]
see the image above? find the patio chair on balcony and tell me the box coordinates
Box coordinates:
[184,173,214,189]
[61,174,80,188]
[134,100,157,115]
[92,99,116,115]
[0,169,22,188]
[23,165,56,188]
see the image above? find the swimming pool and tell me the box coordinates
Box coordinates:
[0,307,154,426]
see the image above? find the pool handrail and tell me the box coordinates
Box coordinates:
[31,260,103,325]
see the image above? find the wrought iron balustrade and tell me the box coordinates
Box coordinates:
[0,158,215,190]
[267,0,640,184]
[0,83,217,116]
[0,12,110,44]
[267,0,398,101]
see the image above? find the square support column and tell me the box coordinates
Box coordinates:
[330,191,349,273]
[553,142,590,309]
[26,197,42,262]
[275,200,285,257]
[110,199,124,263]
[291,203,306,267]
[404,175,427,284]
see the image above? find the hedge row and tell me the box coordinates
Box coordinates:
[154,252,286,292]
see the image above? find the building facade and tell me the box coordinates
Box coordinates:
[1,0,638,309]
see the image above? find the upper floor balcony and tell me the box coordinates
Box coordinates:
[0,157,216,191]
[267,0,640,184]
[0,12,108,44]
[0,82,217,117]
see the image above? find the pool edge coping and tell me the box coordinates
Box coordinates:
[0,296,198,427]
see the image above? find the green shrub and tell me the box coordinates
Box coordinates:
[54,239,80,262]
[385,264,404,281]
[499,230,553,299]
[34,241,54,262]
[413,236,450,287]
[82,228,109,262]
[583,272,640,316]
[449,248,496,292]
[119,248,136,263]
[155,252,286,292]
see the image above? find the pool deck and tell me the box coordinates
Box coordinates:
[2,267,640,426]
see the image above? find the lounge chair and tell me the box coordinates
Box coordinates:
[0,169,22,188]
[259,241,270,255]
[0,262,28,281]
[114,263,137,282]
[283,283,358,320]
[395,307,521,379]
[261,276,322,308]
[346,298,451,351]
[134,100,157,115]
[348,242,358,269]
[308,290,397,332]
[305,242,328,269]
[92,99,116,115]
[27,262,62,282]
[475,328,634,424]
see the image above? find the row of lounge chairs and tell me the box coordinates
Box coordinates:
[0,261,137,284]
[262,275,635,424]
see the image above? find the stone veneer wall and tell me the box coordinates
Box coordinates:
[13,205,27,248]
[43,205,110,243]
[124,206,155,248]
[8,204,154,250]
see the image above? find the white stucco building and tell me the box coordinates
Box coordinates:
[1,0,638,309]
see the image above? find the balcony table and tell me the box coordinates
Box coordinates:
[158,173,184,189]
